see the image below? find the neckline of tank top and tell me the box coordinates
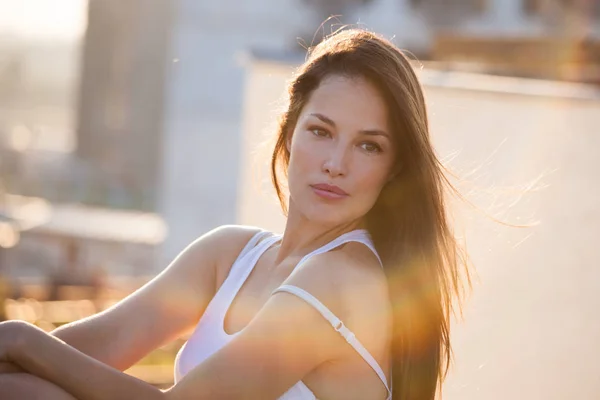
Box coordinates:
[244,228,377,267]
[222,228,378,337]
[255,228,372,248]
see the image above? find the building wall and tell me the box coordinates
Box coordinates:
[349,0,600,52]
[72,0,600,266]
[76,0,173,211]
[237,56,600,400]
[157,0,315,263]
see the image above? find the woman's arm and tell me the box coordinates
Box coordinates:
[0,373,78,400]
[0,361,22,373]
[49,225,260,371]
[4,320,164,400]
[3,251,373,400]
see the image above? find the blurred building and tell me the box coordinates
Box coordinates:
[3,0,599,271]
[309,0,600,50]
[75,0,315,264]
[76,0,172,212]
[68,0,600,265]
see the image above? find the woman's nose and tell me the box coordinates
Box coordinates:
[322,146,349,177]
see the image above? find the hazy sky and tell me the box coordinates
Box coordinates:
[0,0,87,41]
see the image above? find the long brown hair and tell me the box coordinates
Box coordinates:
[271,29,470,399]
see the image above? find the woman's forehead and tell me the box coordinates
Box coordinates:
[300,75,390,130]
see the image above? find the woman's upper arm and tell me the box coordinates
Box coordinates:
[51,225,261,371]
[165,252,371,400]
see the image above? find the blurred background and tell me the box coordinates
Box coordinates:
[0,0,599,398]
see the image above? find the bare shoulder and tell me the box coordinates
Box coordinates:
[151,224,264,303]
[192,224,264,283]
[182,224,262,264]
[145,224,264,307]
[189,224,263,248]
[286,242,389,307]
[283,242,392,348]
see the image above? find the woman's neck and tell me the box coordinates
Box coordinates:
[274,201,362,265]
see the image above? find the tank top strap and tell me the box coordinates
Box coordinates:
[235,229,273,263]
[273,284,392,399]
[297,229,382,268]
[219,232,281,305]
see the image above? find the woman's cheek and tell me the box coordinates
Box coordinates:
[291,138,316,170]
[358,167,387,193]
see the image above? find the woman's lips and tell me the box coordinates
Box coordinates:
[311,183,349,200]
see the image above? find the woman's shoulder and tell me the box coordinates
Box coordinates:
[295,240,386,292]
[196,225,266,282]
[192,224,263,259]
[192,224,265,248]
[280,244,392,366]
[175,225,262,273]
[286,241,391,326]
[333,242,392,339]
[208,224,265,236]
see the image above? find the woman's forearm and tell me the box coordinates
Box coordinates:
[12,324,166,400]
[0,361,23,373]
[50,316,135,371]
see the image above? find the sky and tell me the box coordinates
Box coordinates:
[0,0,87,42]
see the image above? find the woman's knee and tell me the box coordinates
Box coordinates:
[0,373,77,400]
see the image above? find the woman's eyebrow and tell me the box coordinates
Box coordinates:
[310,113,336,127]
[309,113,391,139]
[359,129,390,139]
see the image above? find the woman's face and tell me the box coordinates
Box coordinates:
[286,74,397,227]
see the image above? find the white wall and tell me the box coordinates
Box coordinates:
[238,57,600,400]
[158,0,313,263]
[236,59,297,234]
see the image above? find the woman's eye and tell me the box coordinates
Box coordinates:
[310,127,330,137]
[361,142,382,153]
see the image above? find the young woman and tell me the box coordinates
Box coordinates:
[0,29,469,400]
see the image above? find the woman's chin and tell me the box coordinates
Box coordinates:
[301,208,351,226]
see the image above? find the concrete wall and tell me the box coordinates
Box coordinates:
[237,57,600,400]
[157,0,314,263]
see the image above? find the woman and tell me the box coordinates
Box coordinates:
[0,29,469,400]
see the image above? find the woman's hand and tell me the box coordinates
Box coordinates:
[1,318,165,400]
[0,320,36,365]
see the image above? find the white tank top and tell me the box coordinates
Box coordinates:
[174,229,392,399]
